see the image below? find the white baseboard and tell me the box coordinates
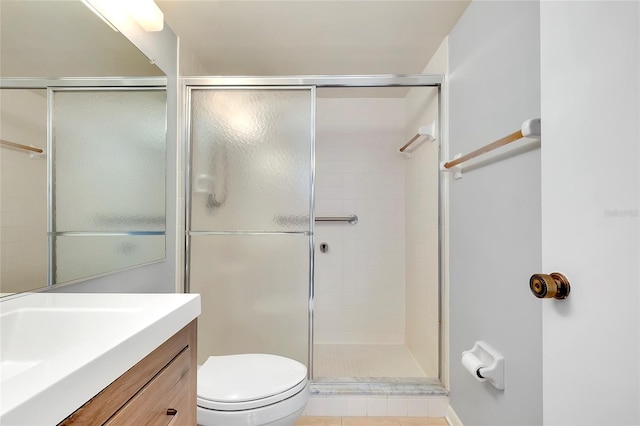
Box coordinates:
[446,405,463,426]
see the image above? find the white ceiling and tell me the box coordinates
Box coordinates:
[1,0,469,96]
[158,0,470,76]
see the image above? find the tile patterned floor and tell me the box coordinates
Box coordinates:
[295,417,449,426]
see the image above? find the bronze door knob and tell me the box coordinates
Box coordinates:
[529,272,570,299]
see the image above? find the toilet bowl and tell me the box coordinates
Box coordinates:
[197,354,309,426]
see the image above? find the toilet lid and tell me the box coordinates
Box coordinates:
[197,354,308,411]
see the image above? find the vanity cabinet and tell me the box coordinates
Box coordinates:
[59,320,197,425]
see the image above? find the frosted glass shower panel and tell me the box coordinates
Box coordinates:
[189,234,310,366]
[190,89,312,232]
[54,235,165,284]
[53,89,166,232]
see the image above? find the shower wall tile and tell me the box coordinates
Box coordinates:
[346,396,368,416]
[427,397,449,418]
[317,159,343,173]
[304,394,449,418]
[404,83,440,378]
[316,171,343,188]
[314,97,406,346]
[326,396,348,416]
[316,143,344,162]
[367,396,388,416]
[387,397,409,416]
[406,397,429,417]
[305,396,327,416]
[316,185,343,201]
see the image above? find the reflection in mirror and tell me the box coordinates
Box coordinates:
[0,89,48,295]
[52,88,167,284]
[0,0,167,297]
[0,0,163,78]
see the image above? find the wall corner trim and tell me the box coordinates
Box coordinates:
[446,405,463,426]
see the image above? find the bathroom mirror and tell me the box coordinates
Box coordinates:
[0,0,167,296]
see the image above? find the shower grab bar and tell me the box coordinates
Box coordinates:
[1,139,44,154]
[441,118,541,179]
[399,123,436,153]
[315,215,358,225]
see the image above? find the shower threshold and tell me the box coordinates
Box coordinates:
[310,344,447,396]
[310,377,448,397]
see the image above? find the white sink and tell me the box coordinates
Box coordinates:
[1,306,140,380]
[0,293,201,425]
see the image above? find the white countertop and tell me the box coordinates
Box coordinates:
[0,293,201,425]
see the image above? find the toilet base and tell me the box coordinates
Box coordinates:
[255,405,305,426]
[197,407,304,426]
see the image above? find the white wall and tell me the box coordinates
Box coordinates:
[179,41,208,77]
[314,97,407,344]
[404,40,448,378]
[540,2,640,425]
[0,89,47,294]
[447,1,542,424]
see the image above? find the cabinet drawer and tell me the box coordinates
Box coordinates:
[59,320,197,426]
[106,347,191,426]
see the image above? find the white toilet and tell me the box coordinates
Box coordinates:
[197,353,309,426]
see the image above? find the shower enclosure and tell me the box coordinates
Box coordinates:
[185,76,443,386]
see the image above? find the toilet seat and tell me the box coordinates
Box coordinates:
[197,354,308,411]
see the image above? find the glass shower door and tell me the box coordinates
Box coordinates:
[187,88,314,367]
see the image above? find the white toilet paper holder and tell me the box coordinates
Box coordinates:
[462,341,505,390]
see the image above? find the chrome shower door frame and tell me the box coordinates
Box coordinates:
[182,75,445,382]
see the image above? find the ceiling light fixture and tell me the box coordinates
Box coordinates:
[81,0,164,33]
[128,0,164,32]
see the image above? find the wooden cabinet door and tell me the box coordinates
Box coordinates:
[105,348,192,426]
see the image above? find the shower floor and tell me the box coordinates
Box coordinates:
[313,344,426,378]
